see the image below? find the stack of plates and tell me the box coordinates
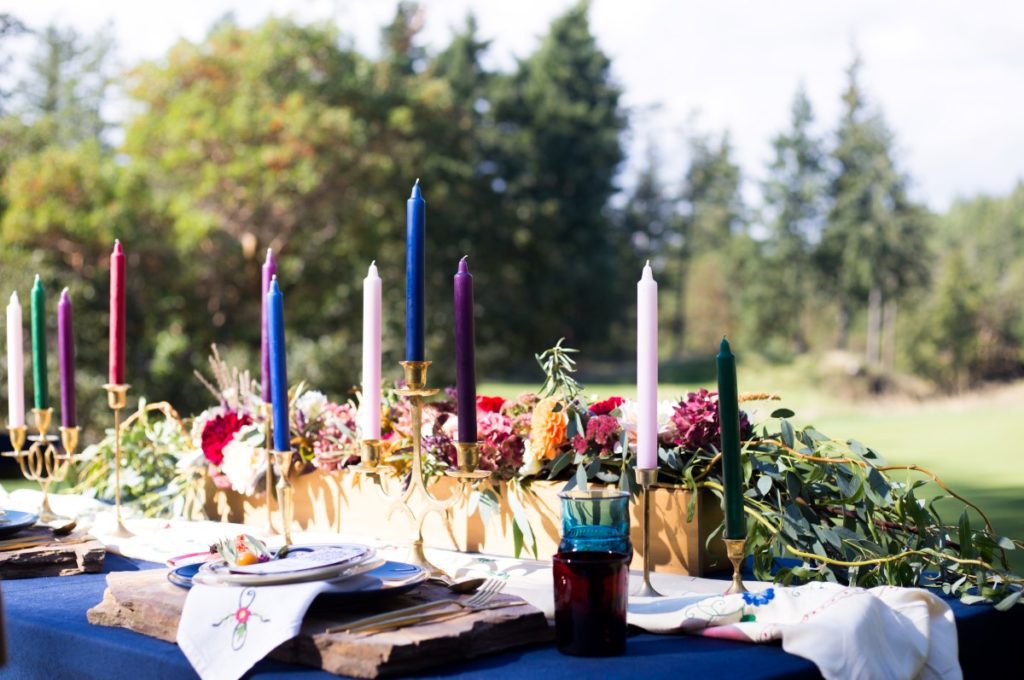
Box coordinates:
[168,544,429,601]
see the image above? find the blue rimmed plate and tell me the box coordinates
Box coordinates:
[0,510,39,537]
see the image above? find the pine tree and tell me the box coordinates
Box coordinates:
[817,57,930,357]
[753,86,826,352]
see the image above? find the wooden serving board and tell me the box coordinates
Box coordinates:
[0,530,105,579]
[88,570,552,678]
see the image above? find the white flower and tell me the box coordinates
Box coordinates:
[617,399,677,436]
[219,433,262,495]
[295,390,328,422]
[518,440,544,477]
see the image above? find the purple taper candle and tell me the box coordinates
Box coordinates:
[260,248,277,403]
[57,288,76,428]
[454,256,477,443]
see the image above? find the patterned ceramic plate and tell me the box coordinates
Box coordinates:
[0,510,39,537]
[193,544,377,586]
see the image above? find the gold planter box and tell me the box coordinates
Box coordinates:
[207,469,727,576]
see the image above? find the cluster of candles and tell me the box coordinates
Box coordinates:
[5,277,78,430]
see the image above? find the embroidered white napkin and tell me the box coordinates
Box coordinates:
[177,581,332,680]
[628,582,962,680]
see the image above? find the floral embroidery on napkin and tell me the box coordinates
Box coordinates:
[212,587,271,650]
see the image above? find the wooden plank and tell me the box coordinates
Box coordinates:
[0,532,105,579]
[88,570,552,678]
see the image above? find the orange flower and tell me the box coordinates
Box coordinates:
[530,397,567,460]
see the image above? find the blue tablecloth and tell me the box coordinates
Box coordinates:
[1,555,1018,679]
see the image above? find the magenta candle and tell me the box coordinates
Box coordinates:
[57,288,76,428]
[453,256,477,443]
[260,248,277,404]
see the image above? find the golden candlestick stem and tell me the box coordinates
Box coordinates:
[274,449,294,545]
[723,537,749,594]
[103,384,133,538]
[262,401,275,534]
[633,467,663,597]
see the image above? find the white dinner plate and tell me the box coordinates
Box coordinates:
[193,543,378,587]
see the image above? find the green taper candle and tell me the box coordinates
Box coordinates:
[716,336,744,539]
[30,274,48,410]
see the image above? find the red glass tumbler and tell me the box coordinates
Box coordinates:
[552,551,629,656]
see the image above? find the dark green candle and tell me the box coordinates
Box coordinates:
[716,337,745,539]
[30,275,48,410]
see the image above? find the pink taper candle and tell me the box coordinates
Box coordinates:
[6,292,24,428]
[637,261,658,470]
[361,261,382,440]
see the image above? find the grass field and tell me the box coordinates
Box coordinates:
[481,372,1024,572]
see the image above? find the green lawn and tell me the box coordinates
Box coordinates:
[481,373,1024,572]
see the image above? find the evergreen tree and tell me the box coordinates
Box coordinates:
[817,57,930,356]
[15,22,115,146]
[752,86,826,353]
[490,0,626,354]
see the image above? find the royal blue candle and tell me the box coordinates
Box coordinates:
[267,277,290,452]
[406,179,425,361]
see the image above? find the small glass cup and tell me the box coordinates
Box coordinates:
[552,551,630,656]
[558,488,632,554]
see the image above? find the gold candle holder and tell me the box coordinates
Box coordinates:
[103,384,133,538]
[3,408,78,522]
[274,449,294,545]
[633,467,663,597]
[448,441,489,480]
[262,401,275,534]
[723,537,748,594]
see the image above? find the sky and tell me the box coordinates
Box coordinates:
[3,0,1023,211]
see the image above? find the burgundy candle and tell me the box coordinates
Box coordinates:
[453,256,477,443]
[108,240,126,385]
[57,288,76,428]
[260,248,277,403]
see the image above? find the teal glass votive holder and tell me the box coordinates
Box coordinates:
[558,488,632,554]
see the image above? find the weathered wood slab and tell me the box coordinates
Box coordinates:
[0,531,105,578]
[88,570,552,678]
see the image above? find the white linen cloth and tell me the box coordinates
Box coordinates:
[628,582,962,680]
[177,581,332,680]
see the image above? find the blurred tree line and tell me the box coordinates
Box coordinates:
[0,2,1020,437]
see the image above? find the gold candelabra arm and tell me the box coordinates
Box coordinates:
[723,537,749,594]
[633,467,664,597]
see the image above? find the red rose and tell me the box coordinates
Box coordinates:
[476,395,506,413]
[201,411,252,466]
[590,396,624,416]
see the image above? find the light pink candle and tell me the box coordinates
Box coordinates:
[637,262,658,470]
[6,292,24,428]
[361,262,382,440]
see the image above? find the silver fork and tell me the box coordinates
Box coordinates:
[332,577,509,634]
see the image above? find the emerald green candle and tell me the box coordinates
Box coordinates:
[30,274,48,410]
[716,336,745,539]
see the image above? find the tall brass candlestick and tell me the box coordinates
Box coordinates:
[274,449,294,545]
[3,408,79,521]
[103,384,133,537]
[262,401,275,533]
[633,467,663,597]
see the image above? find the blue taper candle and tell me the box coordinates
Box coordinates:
[406,179,425,361]
[268,276,290,452]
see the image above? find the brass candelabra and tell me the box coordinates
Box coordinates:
[353,360,487,577]
[274,447,295,545]
[262,401,276,534]
[103,384,133,537]
[3,408,79,521]
[633,467,663,597]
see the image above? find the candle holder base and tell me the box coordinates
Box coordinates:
[632,467,664,597]
[108,520,134,539]
[723,538,748,595]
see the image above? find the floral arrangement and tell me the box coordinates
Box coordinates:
[178,343,1023,607]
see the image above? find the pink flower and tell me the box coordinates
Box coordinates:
[201,411,251,466]
[478,411,513,439]
[586,415,621,447]
[671,389,751,452]
[590,396,624,416]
